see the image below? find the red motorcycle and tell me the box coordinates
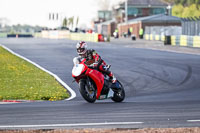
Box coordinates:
[72,58,125,103]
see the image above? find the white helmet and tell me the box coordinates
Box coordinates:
[76,41,87,55]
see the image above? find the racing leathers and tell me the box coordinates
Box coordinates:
[74,49,116,83]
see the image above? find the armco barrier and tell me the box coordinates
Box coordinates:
[40,30,100,42]
[58,31,71,39]
[41,30,70,39]
[70,33,98,42]
[41,30,50,38]
[145,34,200,48]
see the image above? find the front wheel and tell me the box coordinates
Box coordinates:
[111,80,125,102]
[79,79,96,103]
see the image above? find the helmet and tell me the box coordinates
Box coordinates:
[76,41,87,55]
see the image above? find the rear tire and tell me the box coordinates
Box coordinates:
[111,81,125,102]
[79,79,96,103]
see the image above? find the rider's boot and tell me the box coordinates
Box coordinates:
[99,65,116,83]
[109,72,117,83]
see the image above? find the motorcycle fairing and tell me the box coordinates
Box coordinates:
[85,68,104,99]
[72,64,85,77]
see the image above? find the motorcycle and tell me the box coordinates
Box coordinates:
[72,58,125,103]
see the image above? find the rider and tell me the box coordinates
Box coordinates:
[74,41,116,83]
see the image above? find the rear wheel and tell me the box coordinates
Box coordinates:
[79,79,96,103]
[111,80,125,102]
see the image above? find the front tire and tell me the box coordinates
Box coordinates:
[79,79,96,103]
[111,81,125,102]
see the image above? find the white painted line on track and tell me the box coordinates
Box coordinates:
[0,44,76,101]
[187,120,200,122]
[0,122,143,128]
[0,102,15,104]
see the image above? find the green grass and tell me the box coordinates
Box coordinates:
[0,46,69,101]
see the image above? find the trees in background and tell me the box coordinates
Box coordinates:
[164,0,200,18]
[62,16,79,30]
[62,18,68,28]
[173,0,200,6]
[0,24,45,33]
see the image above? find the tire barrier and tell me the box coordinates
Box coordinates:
[171,35,200,48]
[145,34,165,42]
[193,36,200,48]
[40,30,105,42]
[145,34,200,48]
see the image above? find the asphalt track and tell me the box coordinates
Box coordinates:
[0,38,200,129]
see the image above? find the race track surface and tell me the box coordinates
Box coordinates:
[0,38,200,129]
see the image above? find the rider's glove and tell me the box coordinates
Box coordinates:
[89,63,98,69]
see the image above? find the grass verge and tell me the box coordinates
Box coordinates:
[0,46,69,101]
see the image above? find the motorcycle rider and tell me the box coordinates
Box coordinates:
[74,41,116,83]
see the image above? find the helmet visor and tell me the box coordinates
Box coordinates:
[77,48,85,53]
